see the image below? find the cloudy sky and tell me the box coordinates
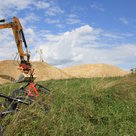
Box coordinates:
[0,0,136,70]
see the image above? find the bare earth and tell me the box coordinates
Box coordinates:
[62,64,128,78]
[0,60,128,84]
[0,60,70,84]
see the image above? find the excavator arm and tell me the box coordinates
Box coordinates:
[0,17,35,82]
[0,17,31,72]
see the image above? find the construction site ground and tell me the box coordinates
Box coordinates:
[0,60,128,84]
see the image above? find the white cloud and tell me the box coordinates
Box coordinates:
[0,0,63,18]
[45,18,60,24]
[0,29,18,59]
[67,18,81,25]
[1,0,33,9]
[67,14,82,25]
[90,3,105,12]
[0,0,34,17]
[68,14,78,18]
[31,25,97,65]
[119,18,129,25]
[55,24,64,28]
[21,13,40,25]
[35,1,50,9]
[28,25,136,69]
[102,32,124,39]
[45,6,64,16]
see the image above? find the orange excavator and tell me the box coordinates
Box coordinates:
[0,17,34,82]
[0,17,50,134]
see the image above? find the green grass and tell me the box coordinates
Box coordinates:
[0,76,136,136]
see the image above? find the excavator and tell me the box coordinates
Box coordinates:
[0,16,50,95]
[0,17,50,135]
[0,17,34,82]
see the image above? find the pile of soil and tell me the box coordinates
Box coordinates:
[0,60,71,84]
[62,64,128,78]
[0,60,128,84]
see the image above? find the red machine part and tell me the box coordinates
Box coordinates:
[27,82,38,97]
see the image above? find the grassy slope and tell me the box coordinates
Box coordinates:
[0,76,136,136]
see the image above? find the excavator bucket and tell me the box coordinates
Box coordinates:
[15,73,36,83]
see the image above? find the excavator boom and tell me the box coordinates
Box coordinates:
[0,17,34,82]
[0,17,30,64]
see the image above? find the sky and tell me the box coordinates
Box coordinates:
[0,0,136,70]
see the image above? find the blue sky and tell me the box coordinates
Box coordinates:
[0,0,136,70]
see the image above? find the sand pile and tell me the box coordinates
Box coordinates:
[0,60,128,84]
[62,64,128,78]
[0,60,70,84]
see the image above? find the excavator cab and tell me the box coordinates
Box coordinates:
[0,17,36,82]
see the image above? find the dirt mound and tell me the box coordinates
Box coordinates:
[62,64,128,78]
[0,61,129,84]
[0,60,70,84]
